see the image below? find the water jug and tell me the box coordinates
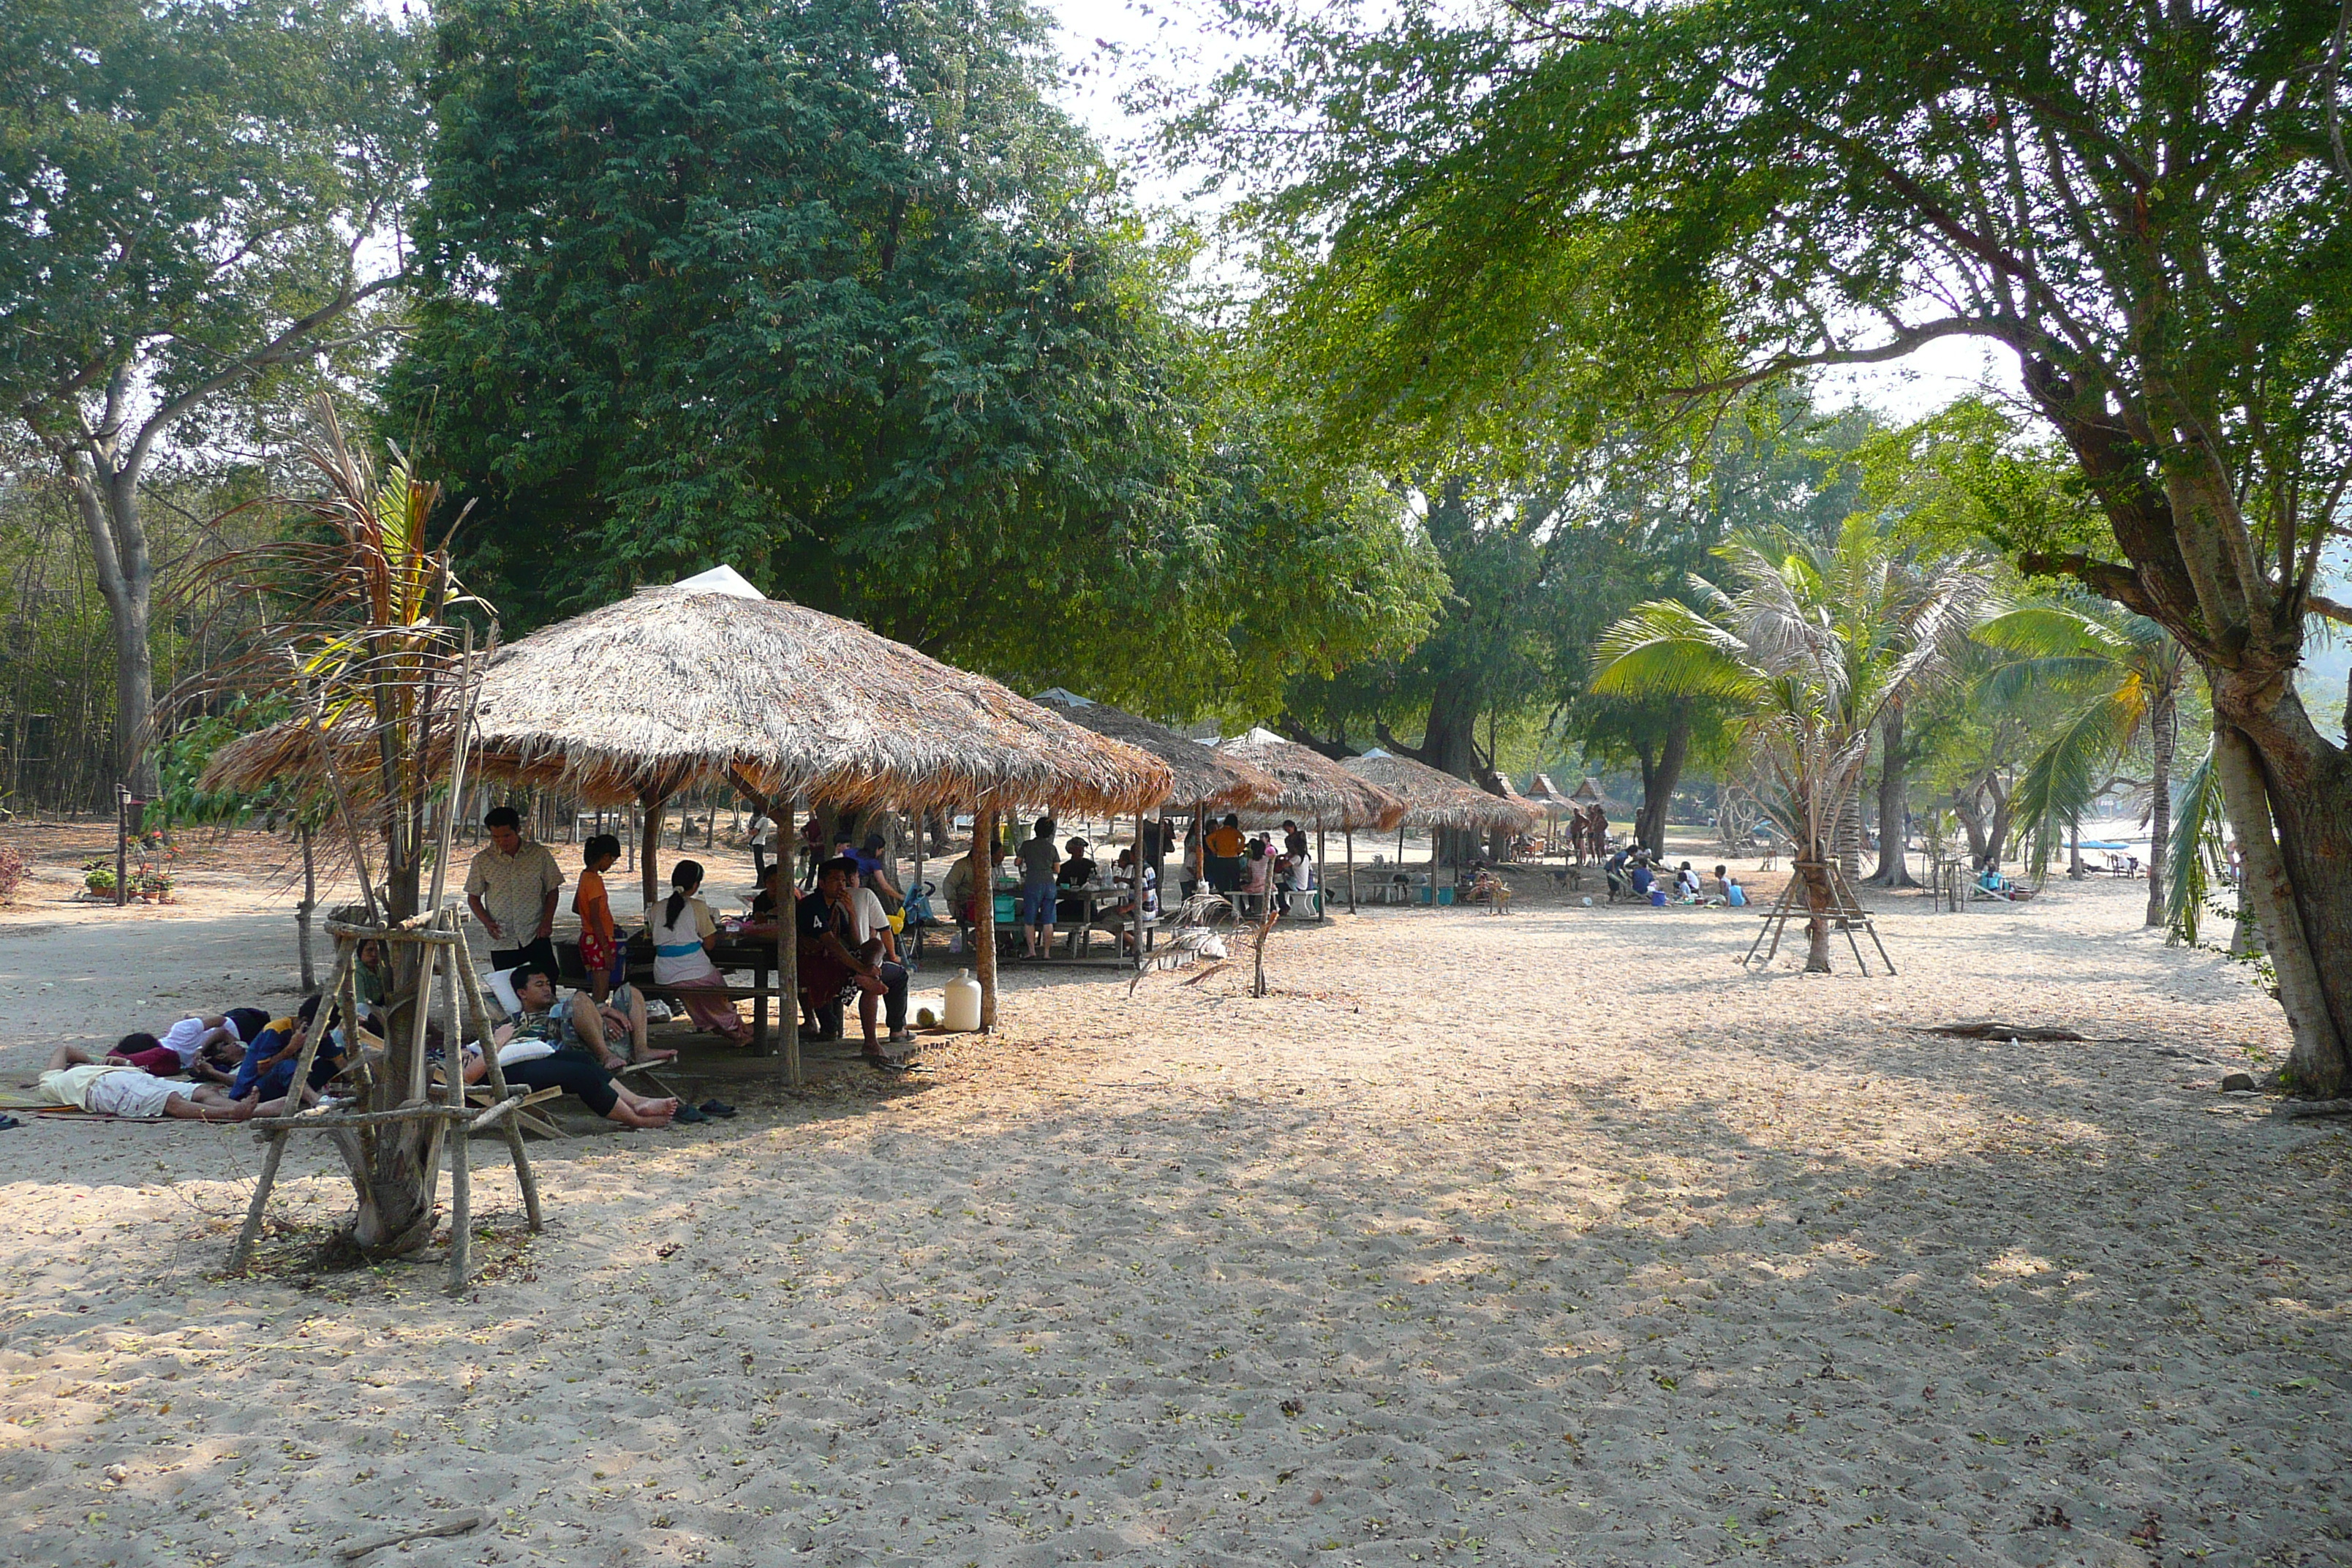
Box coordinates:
[943,969,983,1033]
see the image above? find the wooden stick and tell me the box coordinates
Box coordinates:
[255,1104,469,1134]
[452,921,543,1230]
[333,1512,487,1563]
[974,808,998,1030]
[446,1072,473,1293]
[257,943,357,1128]
[229,1131,288,1272]
[467,1094,529,1133]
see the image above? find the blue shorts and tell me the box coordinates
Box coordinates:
[1019,882,1058,925]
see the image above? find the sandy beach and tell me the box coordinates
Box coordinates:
[1,831,2346,1567]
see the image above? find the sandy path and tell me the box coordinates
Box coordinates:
[1,871,2347,1567]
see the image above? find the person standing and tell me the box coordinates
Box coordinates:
[1204,813,1246,894]
[1017,816,1060,960]
[464,804,565,972]
[747,812,772,883]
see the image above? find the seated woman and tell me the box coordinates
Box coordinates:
[646,859,753,1048]
[1239,840,1271,916]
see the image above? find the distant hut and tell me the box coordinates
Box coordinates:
[1213,729,1406,911]
[1032,690,1284,905]
[1344,749,1540,870]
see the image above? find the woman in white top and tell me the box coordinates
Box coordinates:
[647,860,751,1047]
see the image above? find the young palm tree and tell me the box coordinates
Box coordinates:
[198,396,486,1256]
[1975,603,2188,925]
[1591,520,1989,970]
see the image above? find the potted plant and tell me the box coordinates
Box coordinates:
[83,859,117,897]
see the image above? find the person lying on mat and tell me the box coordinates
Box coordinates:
[38,1046,288,1120]
[478,962,686,1128]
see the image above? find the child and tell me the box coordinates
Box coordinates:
[108,1011,252,1077]
[1716,864,1747,907]
[573,834,624,1003]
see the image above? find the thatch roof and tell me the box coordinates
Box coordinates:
[1212,731,1405,830]
[208,579,1173,816]
[1343,750,1542,833]
[1032,690,1282,812]
[1567,776,1632,815]
[1528,771,1571,806]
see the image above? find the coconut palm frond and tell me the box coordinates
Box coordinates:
[1590,600,1769,702]
[2164,738,2229,946]
[2009,693,2134,878]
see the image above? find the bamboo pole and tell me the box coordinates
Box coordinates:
[779,800,801,1087]
[451,921,542,1230]
[973,808,998,1029]
[1345,826,1356,912]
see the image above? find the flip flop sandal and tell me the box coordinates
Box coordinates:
[673,1104,710,1123]
[699,1100,737,1118]
[864,1055,913,1074]
[0,1115,22,1131]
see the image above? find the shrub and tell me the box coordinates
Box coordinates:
[0,843,23,904]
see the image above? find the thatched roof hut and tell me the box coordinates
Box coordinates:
[461,581,1169,815]
[1212,730,1405,831]
[1343,750,1541,834]
[206,592,1172,818]
[1031,690,1281,813]
[1569,776,1632,815]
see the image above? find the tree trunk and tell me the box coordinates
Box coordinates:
[1866,707,1918,887]
[639,789,666,905]
[64,454,159,797]
[1795,846,1835,973]
[2144,693,2174,927]
[2207,682,2352,1100]
[1634,717,1689,857]
[295,825,318,991]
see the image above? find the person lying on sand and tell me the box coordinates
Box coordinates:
[108,1006,274,1079]
[476,961,685,1129]
[37,1047,288,1120]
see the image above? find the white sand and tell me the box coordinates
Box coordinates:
[1,848,2348,1567]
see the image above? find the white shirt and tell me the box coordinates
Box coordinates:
[159,1015,214,1066]
[845,886,892,946]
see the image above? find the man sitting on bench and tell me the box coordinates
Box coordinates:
[798,856,913,1071]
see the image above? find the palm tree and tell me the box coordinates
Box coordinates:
[1591,519,1989,970]
[1975,603,2188,927]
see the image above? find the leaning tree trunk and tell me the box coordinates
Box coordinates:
[1635,717,1691,858]
[2206,685,2352,1100]
[2144,693,2175,927]
[1866,707,1918,887]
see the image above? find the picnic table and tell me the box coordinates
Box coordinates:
[623,927,792,1054]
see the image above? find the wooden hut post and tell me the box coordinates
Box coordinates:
[1345,826,1357,912]
[1316,818,1328,921]
[638,789,664,905]
[778,800,800,1088]
[974,809,998,1029]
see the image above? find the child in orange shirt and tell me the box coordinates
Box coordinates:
[573,834,624,1002]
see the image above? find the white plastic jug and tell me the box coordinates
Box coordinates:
[943,968,983,1033]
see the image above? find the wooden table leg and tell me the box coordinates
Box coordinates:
[751,954,770,1055]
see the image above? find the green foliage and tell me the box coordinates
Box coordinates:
[1185,0,2352,686]
[1592,517,1991,850]
[401,0,1436,715]
[2164,740,2230,948]
[152,698,298,830]
[0,0,426,447]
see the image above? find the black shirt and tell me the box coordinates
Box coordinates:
[1057,856,1096,888]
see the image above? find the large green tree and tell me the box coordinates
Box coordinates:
[402,0,1433,714]
[0,0,426,794]
[1190,0,2352,1093]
